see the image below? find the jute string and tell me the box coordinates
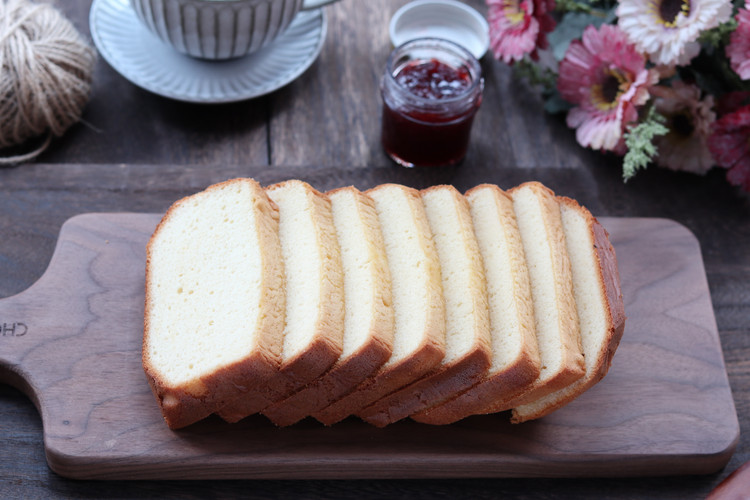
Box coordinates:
[0,0,95,165]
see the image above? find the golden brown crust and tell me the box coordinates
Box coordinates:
[262,187,395,427]
[360,347,491,427]
[142,178,284,429]
[357,185,491,427]
[270,180,345,388]
[216,180,344,423]
[480,182,584,412]
[312,184,446,426]
[278,180,344,375]
[510,197,625,423]
[313,340,444,426]
[412,354,539,425]
[263,333,393,426]
[256,185,286,363]
[412,184,540,425]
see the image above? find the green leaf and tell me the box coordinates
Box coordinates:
[698,18,738,48]
[622,109,669,182]
[553,0,617,14]
[513,58,558,93]
[543,89,573,114]
[680,45,750,96]
[548,9,617,61]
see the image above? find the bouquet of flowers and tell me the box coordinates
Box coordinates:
[486,0,750,191]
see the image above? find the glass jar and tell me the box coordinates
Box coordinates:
[380,38,484,168]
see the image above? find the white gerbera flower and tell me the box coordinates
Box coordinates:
[617,0,732,66]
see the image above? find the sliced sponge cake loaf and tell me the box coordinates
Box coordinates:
[262,187,395,427]
[143,178,624,428]
[312,184,445,426]
[217,180,345,423]
[477,182,585,414]
[143,178,285,429]
[412,184,541,425]
[357,185,491,427]
[511,196,626,423]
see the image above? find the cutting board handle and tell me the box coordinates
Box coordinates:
[0,213,153,418]
[0,294,32,360]
[0,290,41,406]
[0,214,100,409]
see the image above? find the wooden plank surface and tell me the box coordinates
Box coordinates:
[35,0,591,170]
[2,0,749,495]
[0,212,737,479]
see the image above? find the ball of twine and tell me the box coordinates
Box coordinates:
[0,0,96,165]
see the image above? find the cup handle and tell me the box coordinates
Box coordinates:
[301,0,340,10]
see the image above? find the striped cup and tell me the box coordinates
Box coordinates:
[131,0,336,60]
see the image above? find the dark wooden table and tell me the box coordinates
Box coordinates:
[1,0,748,497]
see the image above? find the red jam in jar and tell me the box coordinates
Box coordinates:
[381,38,483,167]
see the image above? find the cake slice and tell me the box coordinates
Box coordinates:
[477,182,585,413]
[356,185,491,427]
[217,180,345,423]
[143,178,285,429]
[312,184,445,426]
[511,196,626,423]
[412,184,541,425]
[261,187,395,427]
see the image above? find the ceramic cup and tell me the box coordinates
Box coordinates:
[131,0,337,60]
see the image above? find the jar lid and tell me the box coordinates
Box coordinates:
[389,0,490,60]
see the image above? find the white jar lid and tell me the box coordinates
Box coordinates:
[389,0,490,60]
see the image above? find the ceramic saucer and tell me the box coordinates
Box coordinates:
[89,0,327,103]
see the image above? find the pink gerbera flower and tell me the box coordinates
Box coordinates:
[651,81,715,174]
[728,1,750,79]
[708,106,750,191]
[558,24,659,153]
[486,0,556,63]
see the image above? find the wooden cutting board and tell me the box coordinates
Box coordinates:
[0,213,738,479]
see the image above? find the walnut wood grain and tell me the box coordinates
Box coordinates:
[0,213,737,480]
[33,0,593,170]
[1,0,748,495]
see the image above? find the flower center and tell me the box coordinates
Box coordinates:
[591,69,629,111]
[672,112,694,137]
[656,0,690,27]
[503,0,528,25]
